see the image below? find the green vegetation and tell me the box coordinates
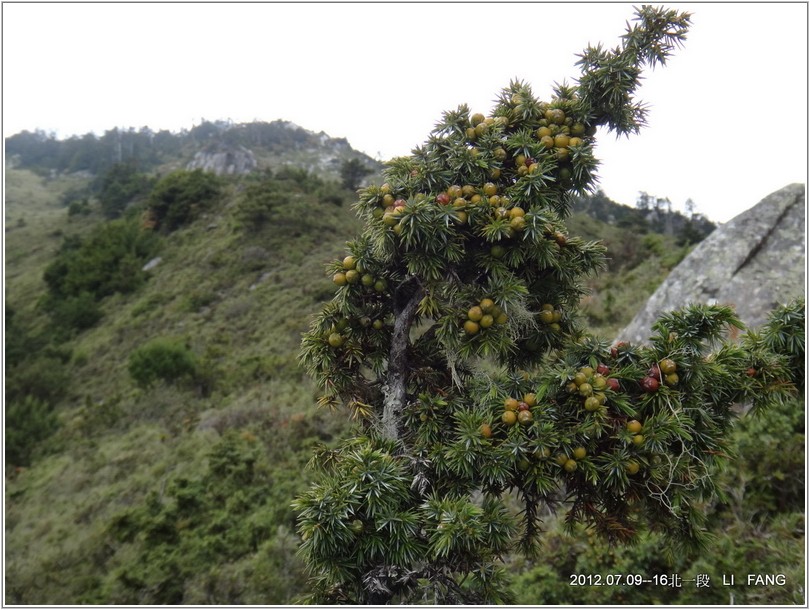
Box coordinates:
[41,217,160,333]
[4,13,804,603]
[42,218,158,301]
[96,162,153,219]
[234,171,288,231]
[99,429,316,604]
[6,396,60,466]
[4,159,362,604]
[573,188,715,246]
[510,300,805,605]
[128,338,198,389]
[340,157,374,191]
[5,163,803,605]
[146,169,223,232]
[233,168,348,232]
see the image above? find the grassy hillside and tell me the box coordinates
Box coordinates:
[5,170,95,311]
[5,166,361,603]
[568,210,696,338]
[5,161,803,604]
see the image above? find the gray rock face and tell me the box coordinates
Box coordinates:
[618,183,806,343]
[187,143,257,175]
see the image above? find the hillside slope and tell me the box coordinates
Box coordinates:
[5,166,362,603]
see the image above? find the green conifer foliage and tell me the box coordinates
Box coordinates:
[294,7,799,604]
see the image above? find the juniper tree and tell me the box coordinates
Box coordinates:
[294,6,800,604]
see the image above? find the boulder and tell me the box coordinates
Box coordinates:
[617,183,805,343]
[142,256,162,272]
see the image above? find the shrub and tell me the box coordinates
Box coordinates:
[103,431,309,604]
[6,395,59,466]
[5,305,46,369]
[316,184,345,207]
[641,233,666,257]
[95,162,152,219]
[41,218,158,332]
[273,166,322,192]
[128,338,198,388]
[67,198,92,217]
[6,355,71,405]
[45,292,104,333]
[147,169,222,232]
[43,218,159,302]
[234,179,286,231]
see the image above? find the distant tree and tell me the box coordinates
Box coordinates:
[189,120,223,143]
[574,189,648,233]
[152,129,184,158]
[658,196,673,235]
[637,192,689,236]
[96,162,152,218]
[5,129,61,172]
[684,197,696,217]
[67,198,92,218]
[61,133,102,173]
[677,197,715,246]
[635,190,653,211]
[340,158,374,191]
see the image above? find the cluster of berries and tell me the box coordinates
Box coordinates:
[332,256,388,293]
[566,363,620,412]
[463,297,508,335]
[499,393,537,427]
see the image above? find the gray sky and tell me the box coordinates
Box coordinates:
[3,2,807,222]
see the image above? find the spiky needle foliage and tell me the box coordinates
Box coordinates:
[295,6,800,604]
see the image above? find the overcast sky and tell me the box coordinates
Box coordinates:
[3,2,807,223]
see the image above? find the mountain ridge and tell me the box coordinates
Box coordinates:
[5,118,384,183]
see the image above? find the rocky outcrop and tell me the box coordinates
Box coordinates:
[187,142,257,175]
[618,183,805,343]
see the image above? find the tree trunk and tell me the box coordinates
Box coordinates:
[381,286,423,441]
